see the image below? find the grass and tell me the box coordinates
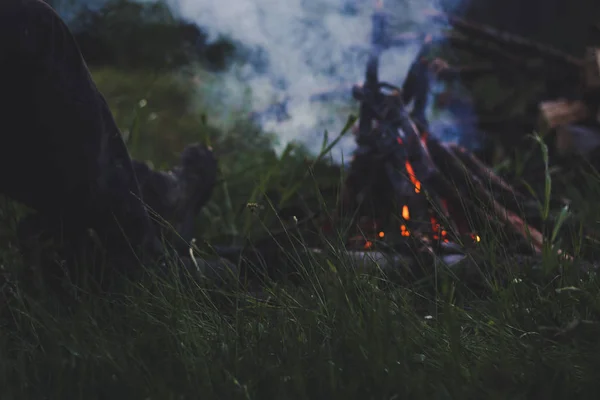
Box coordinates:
[2,226,600,399]
[2,69,600,399]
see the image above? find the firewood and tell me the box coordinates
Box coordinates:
[425,138,513,229]
[396,44,544,248]
[425,136,544,253]
[342,7,559,259]
[449,144,537,215]
[538,100,590,131]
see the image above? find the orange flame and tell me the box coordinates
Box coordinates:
[378,231,385,238]
[404,161,421,193]
[400,224,410,237]
[402,205,410,220]
[430,216,449,242]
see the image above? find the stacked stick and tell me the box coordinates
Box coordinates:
[340,7,554,256]
[425,10,600,160]
[538,47,600,159]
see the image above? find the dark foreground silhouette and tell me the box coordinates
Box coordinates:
[0,0,217,285]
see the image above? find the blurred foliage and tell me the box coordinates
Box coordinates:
[90,65,344,241]
[56,0,237,71]
[91,65,275,173]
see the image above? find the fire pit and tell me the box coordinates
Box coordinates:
[224,1,598,286]
[313,2,555,277]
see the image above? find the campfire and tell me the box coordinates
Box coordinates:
[236,1,600,282]
[316,1,559,273]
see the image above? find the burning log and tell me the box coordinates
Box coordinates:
[342,125,546,255]
[219,1,598,288]
[336,3,557,267]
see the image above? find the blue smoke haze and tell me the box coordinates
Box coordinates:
[54,0,480,162]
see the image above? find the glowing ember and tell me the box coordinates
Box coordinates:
[402,205,410,220]
[404,161,421,193]
[400,224,410,237]
[364,240,373,249]
[430,215,449,242]
[378,231,385,238]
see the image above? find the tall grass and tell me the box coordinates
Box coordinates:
[2,205,600,398]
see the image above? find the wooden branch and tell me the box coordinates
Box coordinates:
[483,190,545,254]
[424,137,515,234]
[449,144,533,209]
[425,136,543,253]
[539,100,590,130]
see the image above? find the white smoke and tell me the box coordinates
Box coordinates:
[168,0,459,162]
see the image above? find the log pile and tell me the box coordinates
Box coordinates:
[328,7,555,280]
[235,5,600,284]
[425,10,600,161]
[538,46,600,160]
